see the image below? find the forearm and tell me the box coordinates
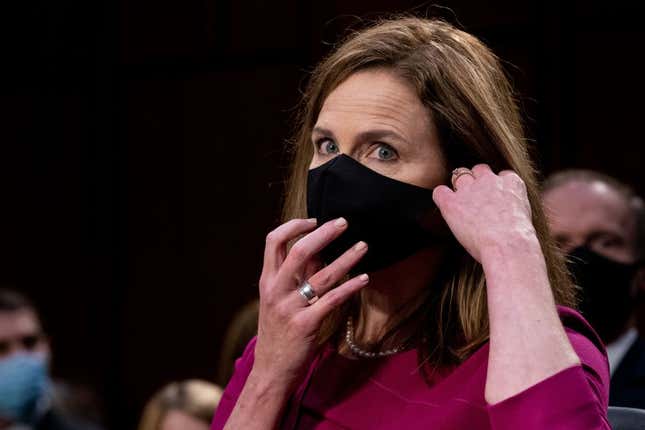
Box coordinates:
[223,369,291,430]
[482,235,580,404]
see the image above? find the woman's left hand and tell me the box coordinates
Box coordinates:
[432,164,538,263]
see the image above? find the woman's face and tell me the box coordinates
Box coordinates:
[310,68,447,189]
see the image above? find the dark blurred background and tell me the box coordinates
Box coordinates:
[0,0,643,428]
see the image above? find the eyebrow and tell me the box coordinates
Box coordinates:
[312,126,336,140]
[311,126,409,145]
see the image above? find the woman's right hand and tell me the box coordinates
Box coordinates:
[251,217,370,392]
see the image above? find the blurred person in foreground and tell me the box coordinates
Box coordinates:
[212,17,611,429]
[138,380,222,430]
[0,288,102,430]
[542,169,645,408]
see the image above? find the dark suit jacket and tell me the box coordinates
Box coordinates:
[610,335,645,409]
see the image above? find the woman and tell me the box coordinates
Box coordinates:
[139,380,222,430]
[212,17,610,429]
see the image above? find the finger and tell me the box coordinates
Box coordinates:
[499,169,526,190]
[277,217,349,288]
[263,218,318,278]
[471,163,493,178]
[451,167,475,190]
[432,184,454,209]
[286,241,368,308]
[309,241,368,295]
[498,169,516,177]
[303,255,323,283]
[305,273,370,323]
[499,169,521,182]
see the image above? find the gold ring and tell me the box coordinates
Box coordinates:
[451,167,474,189]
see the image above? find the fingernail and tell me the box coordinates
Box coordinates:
[354,241,367,251]
[307,218,317,224]
[359,274,369,283]
[334,217,347,228]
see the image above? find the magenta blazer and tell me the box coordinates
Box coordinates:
[212,305,610,429]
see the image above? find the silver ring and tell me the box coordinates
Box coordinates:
[298,281,319,305]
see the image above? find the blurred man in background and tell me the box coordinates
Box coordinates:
[542,170,645,409]
[0,288,102,430]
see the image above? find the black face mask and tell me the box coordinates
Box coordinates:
[306,155,452,274]
[566,246,640,343]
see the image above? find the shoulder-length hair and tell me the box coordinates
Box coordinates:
[137,380,222,430]
[282,17,577,369]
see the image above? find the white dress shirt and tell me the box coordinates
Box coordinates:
[606,327,639,376]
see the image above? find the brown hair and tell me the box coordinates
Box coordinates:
[0,287,45,331]
[0,288,36,313]
[217,299,259,386]
[137,380,222,430]
[282,17,577,369]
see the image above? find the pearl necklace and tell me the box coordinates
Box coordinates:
[345,316,402,358]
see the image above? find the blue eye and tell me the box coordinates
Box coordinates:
[373,144,397,161]
[317,139,339,155]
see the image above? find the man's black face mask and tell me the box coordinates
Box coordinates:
[566,246,641,343]
[306,155,452,274]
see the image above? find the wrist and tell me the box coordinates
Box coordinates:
[223,367,293,430]
[481,230,542,268]
[246,367,294,401]
[480,232,550,294]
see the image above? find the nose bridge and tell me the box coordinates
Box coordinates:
[556,231,585,254]
[334,130,361,159]
[569,235,587,250]
[314,153,352,172]
[337,151,359,164]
